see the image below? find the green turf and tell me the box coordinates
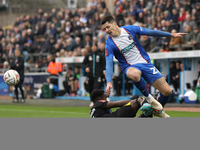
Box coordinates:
[0,104,199,118]
[0,104,90,118]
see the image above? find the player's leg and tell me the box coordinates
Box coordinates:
[151,77,171,118]
[14,83,19,102]
[151,77,172,107]
[138,63,170,118]
[126,67,163,111]
[94,76,103,90]
[89,77,95,107]
[18,79,25,102]
[74,79,79,95]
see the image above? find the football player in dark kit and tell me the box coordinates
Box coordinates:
[90,89,154,118]
[10,49,25,103]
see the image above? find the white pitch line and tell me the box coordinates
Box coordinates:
[0,108,88,115]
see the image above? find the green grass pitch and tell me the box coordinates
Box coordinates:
[0,104,199,118]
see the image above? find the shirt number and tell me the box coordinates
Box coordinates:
[150,67,160,75]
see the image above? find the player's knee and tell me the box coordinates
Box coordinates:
[128,74,140,82]
[162,88,172,96]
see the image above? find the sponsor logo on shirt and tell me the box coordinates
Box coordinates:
[121,42,135,55]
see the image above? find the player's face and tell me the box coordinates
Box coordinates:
[102,22,118,37]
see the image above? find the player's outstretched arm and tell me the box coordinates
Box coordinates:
[145,29,187,38]
[106,100,131,108]
[171,32,188,38]
[106,58,113,95]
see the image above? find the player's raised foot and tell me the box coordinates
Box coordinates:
[140,103,153,117]
[147,94,163,111]
[153,109,170,118]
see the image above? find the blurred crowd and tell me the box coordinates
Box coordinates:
[0,0,200,73]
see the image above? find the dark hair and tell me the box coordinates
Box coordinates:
[90,89,105,102]
[101,15,115,25]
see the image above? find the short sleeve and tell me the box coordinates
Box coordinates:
[127,25,147,35]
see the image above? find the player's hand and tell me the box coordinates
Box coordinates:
[171,33,187,38]
[85,67,90,73]
[106,82,112,95]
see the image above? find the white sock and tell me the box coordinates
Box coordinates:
[146,94,153,102]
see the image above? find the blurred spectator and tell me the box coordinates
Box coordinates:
[40,35,56,54]
[195,2,200,30]
[178,7,186,23]
[169,29,184,51]
[115,9,124,26]
[81,48,88,56]
[183,0,192,13]
[86,6,94,20]
[139,35,151,52]
[187,26,200,50]
[33,35,45,53]
[92,36,98,45]
[172,61,182,94]
[170,8,179,25]
[10,49,25,103]
[65,38,75,52]
[146,16,152,29]
[84,35,92,47]
[163,10,171,21]
[183,25,193,47]
[50,23,58,41]
[38,57,48,69]
[82,44,106,95]
[47,54,62,86]
[98,42,105,55]
[182,14,197,33]
[97,32,106,43]
[63,67,77,96]
[27,29,34,43]
[165,61,177,86]
[65,21,73,33]
[87,0,97,8]
[113,65,123,96]
[137,11,145,24]
[165,20,174,32]
[1,61,10,73]
[160,20,166,31]
[74,37,83,49]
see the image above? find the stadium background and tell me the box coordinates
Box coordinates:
[0,0,200,117]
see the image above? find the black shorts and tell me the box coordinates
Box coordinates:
[104,104,136,117]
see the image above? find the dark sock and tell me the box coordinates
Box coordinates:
[157,92,171,107]
[133,78,149,97]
